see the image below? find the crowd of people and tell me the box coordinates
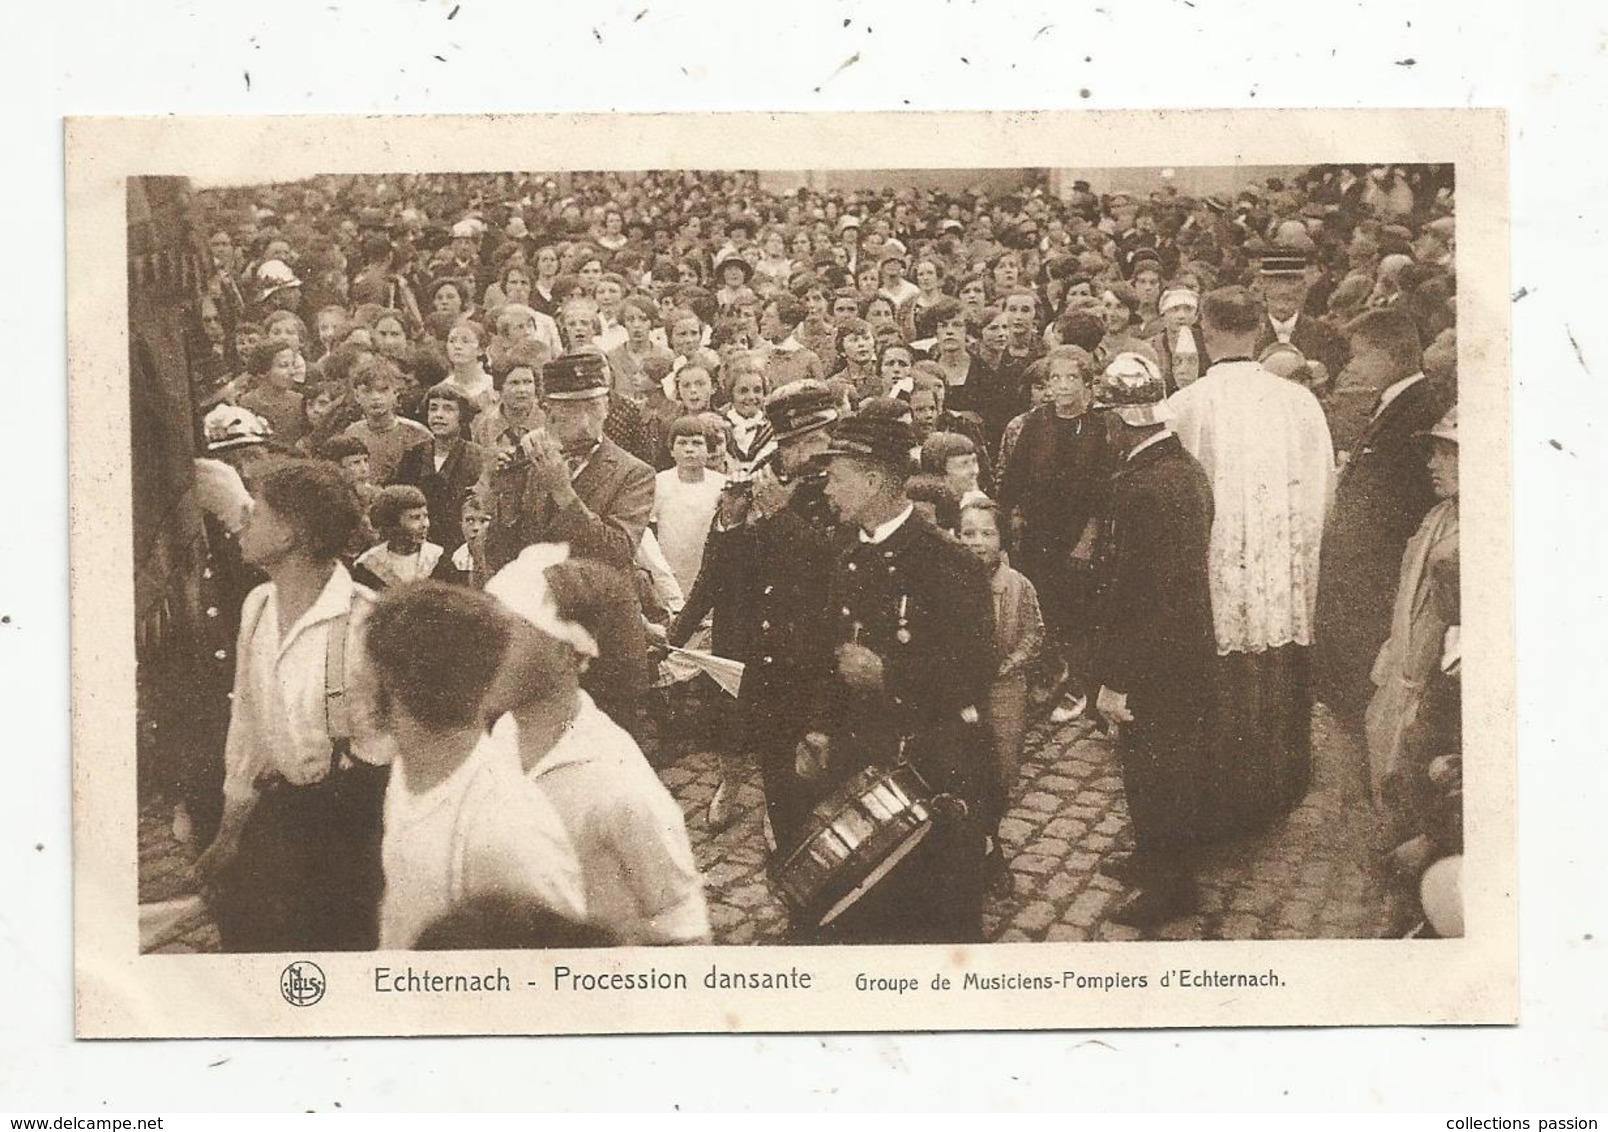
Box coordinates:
[153,162,1465,950]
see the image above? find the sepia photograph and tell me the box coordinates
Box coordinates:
[68,110,1514,1037]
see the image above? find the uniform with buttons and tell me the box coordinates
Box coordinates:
[811,509,997,944]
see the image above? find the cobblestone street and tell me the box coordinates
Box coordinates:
[138,699,1392,952]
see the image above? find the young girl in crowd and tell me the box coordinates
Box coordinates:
[957,498,1045,877]
[238,339,306,446]
[354,484,442,589]
[395,382,486,552]
[651,416,728,597]
[722,353,769,466]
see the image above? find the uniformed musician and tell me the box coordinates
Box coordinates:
[798,413,997,944]
[670,379,840,855]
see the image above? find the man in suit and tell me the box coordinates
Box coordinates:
[1315,309,1447,734]
[796,414,996,944]
[1090,353,1217,929]
[1253,251,1350,393]
[482,350,655,732]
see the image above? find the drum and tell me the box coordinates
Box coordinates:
[774,763,934,927]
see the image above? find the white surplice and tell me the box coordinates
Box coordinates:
[1166,359,1336,656]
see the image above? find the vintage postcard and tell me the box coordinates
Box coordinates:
[67,109,1513,1037]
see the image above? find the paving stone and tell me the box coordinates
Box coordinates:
[1010,853,1057,876]
[726,883,773,909]
[1012,901,1059,934]
[1043,816,1090,841]
[1031,837,1073,861]
[1096,922,1142,943]
[1018,791,1062,814]
[997,816,1036,847]
[1046,923,1091,943]
[1061,889,1114,929]
[1039,873,1083,904]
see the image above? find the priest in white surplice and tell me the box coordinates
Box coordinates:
[1166,286,1336,836]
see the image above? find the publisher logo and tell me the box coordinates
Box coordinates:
[280,960,326,1007]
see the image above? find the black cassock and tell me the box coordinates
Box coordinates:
[809,511,996,944]
[1093,433,1217,855]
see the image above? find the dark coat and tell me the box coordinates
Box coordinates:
[997,405,1114,554]
[483,435,656,725]
[1254,313,1351,391]
[1093,433,1216,854]
[1315,376,1446,724]
[671,484,839,851]
[810,512,996,943]
[394,436,487,552]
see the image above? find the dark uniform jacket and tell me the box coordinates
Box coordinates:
[1093,432,1216,853]
[671,481,839,852]
[1314,376,1445,724]
[809,510,996,943]
[1094,435,1215,727]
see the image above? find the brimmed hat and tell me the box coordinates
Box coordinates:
[1418,404,1458,445]
[203,404,273,451]
[541,352,611,401]
[820,413,918,470]
[1091,352,1172,427]
[255,259,301,301]
[763,379,838,442]
[714,253,754,282]
[836,214,862,233]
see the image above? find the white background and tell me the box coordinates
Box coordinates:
[3,0,1605,1113]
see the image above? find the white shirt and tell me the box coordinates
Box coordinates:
[499,694,709,945]
[379,726,586,949]
[1268,312,1300,344]
[222,565,390,804]
[1373,372,1426,419]
[861,503,915,545]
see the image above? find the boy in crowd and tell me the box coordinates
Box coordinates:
[343,356,432,485]
[432,491,493,589]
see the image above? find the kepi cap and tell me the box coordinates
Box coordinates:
[541,351,611,400]
[763,379,838,442]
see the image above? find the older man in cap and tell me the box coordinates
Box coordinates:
[796,413,996,944]
[1168,286,1335,836]
[670,379,840,849]
[1253,250,1350,390]
[481,351,654,734]
[1090,354,1217,928]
